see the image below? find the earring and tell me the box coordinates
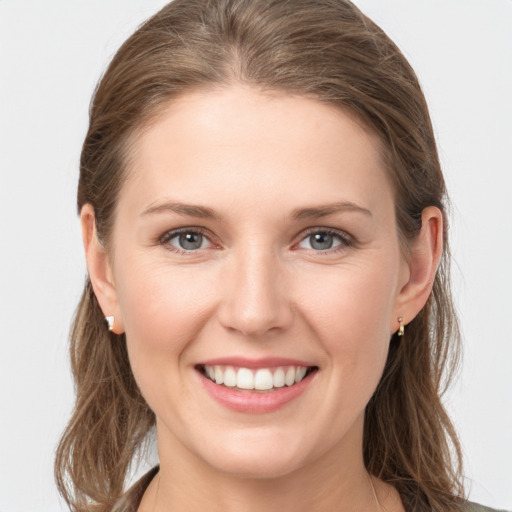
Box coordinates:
[397,317,405,337]
[105,315,115,332]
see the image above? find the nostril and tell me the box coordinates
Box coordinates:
[217,300,294,338]
[216,260,293,336]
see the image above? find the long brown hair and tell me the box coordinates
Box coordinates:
[55,1,464,510]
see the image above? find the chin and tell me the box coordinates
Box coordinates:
[195,430,311,480]
[210,453,306,480]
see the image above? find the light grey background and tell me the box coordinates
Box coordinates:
[0,1,510,510]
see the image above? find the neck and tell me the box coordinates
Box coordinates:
[142,418,387,512]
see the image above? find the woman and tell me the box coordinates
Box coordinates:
[54,1,507,511]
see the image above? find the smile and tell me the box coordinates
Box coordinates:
[199,364,314,391]
[196,361,318,413]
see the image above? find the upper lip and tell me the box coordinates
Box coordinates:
[196,357,317,369]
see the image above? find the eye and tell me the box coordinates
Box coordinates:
[160,229,212,252]
[297,229,352,252]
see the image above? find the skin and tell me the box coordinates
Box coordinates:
[82,85,442,512]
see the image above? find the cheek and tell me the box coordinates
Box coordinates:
[113,257,218,397]
[116,254,215,337]
[297,257,399,372]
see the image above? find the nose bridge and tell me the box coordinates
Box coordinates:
[218,241,292,336]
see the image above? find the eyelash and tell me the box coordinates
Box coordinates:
[297,227,354,254]
[159,227,215,254]
[158,227,354,254]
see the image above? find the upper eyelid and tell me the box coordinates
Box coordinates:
[160,226,214,242]
[298,226,351,236]
[295,226,353,243]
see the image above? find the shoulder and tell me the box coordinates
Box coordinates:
[111,466,159,512]
[110,479,510,512]
[465,503,511,512]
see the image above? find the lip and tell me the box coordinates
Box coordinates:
[196,357,316,369]
[196,361,317,414]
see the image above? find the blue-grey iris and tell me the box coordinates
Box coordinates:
[310,233,334,250]
[179,232,203,250]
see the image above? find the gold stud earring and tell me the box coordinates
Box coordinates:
[397,317,405,337]
[105,315,115,332]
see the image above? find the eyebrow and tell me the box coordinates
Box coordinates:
[140,200,372,221]
[141,201,220,220]
[291,201,372,220]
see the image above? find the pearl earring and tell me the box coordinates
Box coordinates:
[105,315,115,332]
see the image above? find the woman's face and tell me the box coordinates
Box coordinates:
[102,85,413,477]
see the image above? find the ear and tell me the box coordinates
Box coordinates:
[80,204,124,334]
[392,206,443,333]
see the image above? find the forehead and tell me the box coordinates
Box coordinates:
[121,85,393,218]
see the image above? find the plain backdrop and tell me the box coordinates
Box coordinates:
[0,1,511,510]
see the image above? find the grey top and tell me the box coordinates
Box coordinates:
[112,466,509,512]
[467,505,510,512]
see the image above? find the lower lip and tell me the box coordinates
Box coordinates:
[198,370,315,414]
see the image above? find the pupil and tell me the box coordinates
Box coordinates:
[311,233,333,250]
[179,232,202,250]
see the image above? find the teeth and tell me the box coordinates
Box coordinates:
[285,367,295,386]
[224,366,237,387]
[214,366,224,385]
[295,366,307,383]
[237,368,254,389]
[273,367,285,388]
[254,369,273,390]
[203,365,311,390]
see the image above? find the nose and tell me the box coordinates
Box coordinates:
[217,245,293,338]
